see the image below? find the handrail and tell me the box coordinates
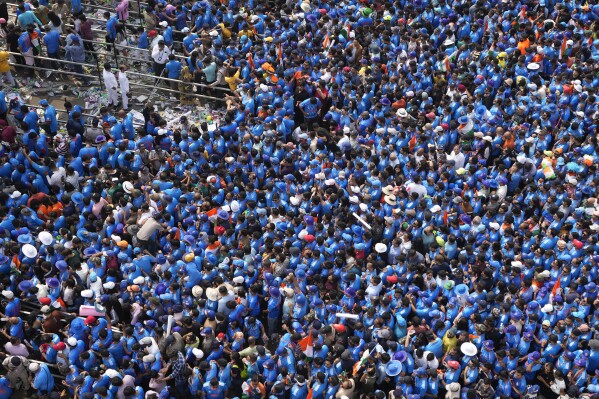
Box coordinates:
[7,51,228,102]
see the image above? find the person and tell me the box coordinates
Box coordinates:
[16,5,41,30]
[17,24,34,74]
[0,50,16,87]
[164,53,181,91]
[118,65,130,110]
[77,14,95,61]
[151,39,170,77]
[42,24,60,72]
[38,99,57,136]
[103,11,118,50]
[102,63,119,109]
[64,35,89,85]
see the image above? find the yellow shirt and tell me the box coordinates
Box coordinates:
[0,52,10,73]
[224,70,240,91]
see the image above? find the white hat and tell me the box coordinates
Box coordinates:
[396,108,408,118]
[482,136,493,142]
[133,276,145,285]
[123,181,134,193]
[290,197,300,206]
[430,205,442,213]
[460,342,478,357]
[282,287,294,297]
[489,222,500,230]
[29,363,40,372]
[209,30,218,37]
[315,173,325,180]
[574,84,583,93]
[192,286,203,298]
[157,129,167,136]
[325,179,336,186]
[81,289,93,298]
[298,230,308,240]
[259,84,269,92]
[192,348,204,359]
[67,337,77,347]
[349,196,359,204]
[541,304,554,313]
[382,185,394,196]
[359,203,368,212]
[473,131,484,138]
[10,191,21,199]
[22,244,37,259]
[233,276,244,284]
[159,21,168,27]
[1,290,14,299]
[181,27,190,33]
[511,261,523,268]
[143,354,156,363]
[230,201,240,213]
[527,62,540,70]
[38,231,53,246]
[103,282,115,290]
[206,287,219,302]
[375,243,388,253]
[443,38,455,46]
[111,234,121,243]
[40,305,51,313]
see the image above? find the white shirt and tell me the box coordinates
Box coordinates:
[118,71,129,92]
[103,70,118,90]
[151,44,171,64]
[48,167,66,188]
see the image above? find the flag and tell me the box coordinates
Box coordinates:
[306,388,313,399]
[248,53,255,69]
[443,210,449,225]
[322,33,330,49]
[206,208,219,223]
[298,334,313,357]
[340,23,351,39]
[560,36,567,59]
[408,134,417,151]
[277,43,283,63]
[551,275,561,296]
[444,56,451,72]
[520,6,527,19]
[353,349,370,376]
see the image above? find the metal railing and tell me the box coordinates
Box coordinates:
[7,51,228,102]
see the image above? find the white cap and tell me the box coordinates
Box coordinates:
[67,337,77,347]
[38,231,53,246]
[430,205,441,213]
[81,289,93,298]
[359,203,368,212]
[159,21,168,27]
[123,181,134,193]
[10,191,21,199]
[29,363,40,372]
[1,290,13,299]
[40,305,51,313]
[192,348,204,359]
[233,276,244,284]
[103,282,115,290]
[133,276,145,285]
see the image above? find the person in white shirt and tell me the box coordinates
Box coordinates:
[103,63,120,108]
[117,65,130,110]
[151,39,171,76]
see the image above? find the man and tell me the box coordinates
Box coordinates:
[116,65,130,110]
[64,35,89,85]
[103,63,120,109]
[77,14,95,61]
[162,351,188,397]
[299,96,321,126]
[0,50,17,87]
[17,25,34,74]
[42,25,60,72]
[151,39,171,77]
[39,99,57,136]
[16,5,42,30]
[29,363,54,396]
[104,11,118,50]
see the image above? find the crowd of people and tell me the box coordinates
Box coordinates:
[0,0,599,398]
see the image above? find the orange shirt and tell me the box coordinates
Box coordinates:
[517,39,530,55]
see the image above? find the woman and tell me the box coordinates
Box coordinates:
[178,66,195,105]
[46,11,62,34]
